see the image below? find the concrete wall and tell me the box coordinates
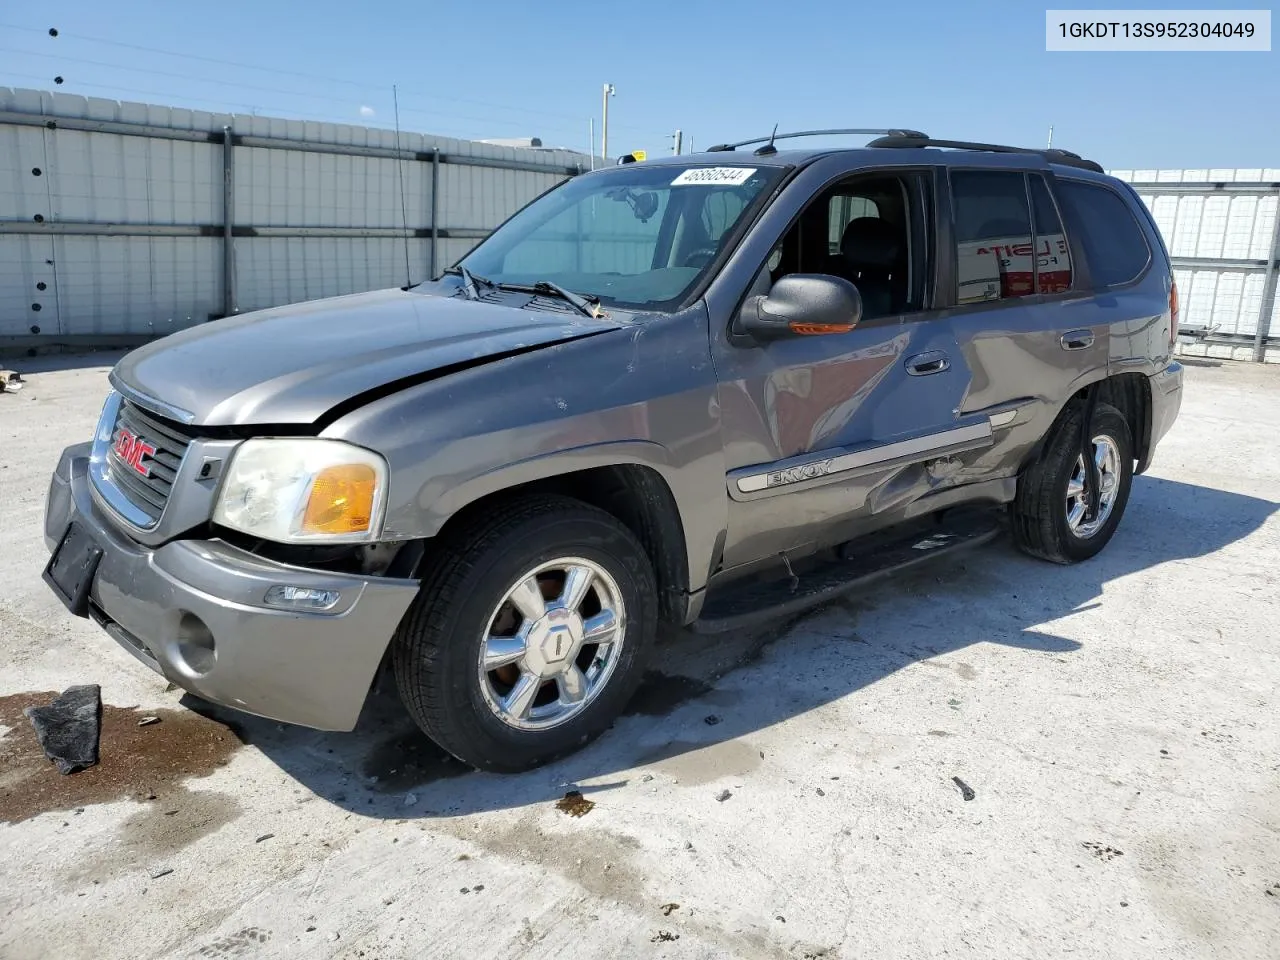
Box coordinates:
[0,87,588,347]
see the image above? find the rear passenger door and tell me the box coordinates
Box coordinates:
[942,166,1108,476]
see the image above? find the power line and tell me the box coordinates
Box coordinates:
[0,21,617,127]
[0,70,633,145]
[0,49,609,138]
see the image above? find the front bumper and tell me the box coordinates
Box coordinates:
[44,445,420,731]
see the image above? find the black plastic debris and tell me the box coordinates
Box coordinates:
[951,776,976,801]
[24,684,102,774]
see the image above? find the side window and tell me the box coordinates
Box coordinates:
[1057,180,1151,287]
[951,171,1035,303]
[1030,177,1074,294]
[765,174,921,321]
[828,195,880,253]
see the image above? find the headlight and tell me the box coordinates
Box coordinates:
[213,438,388,543]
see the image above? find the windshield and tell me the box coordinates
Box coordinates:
[456,163,785,311]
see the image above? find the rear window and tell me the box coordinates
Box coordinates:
[1057,181,1151,287]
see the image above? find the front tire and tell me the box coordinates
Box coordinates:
[1011,401,1134,564]
[392,495,657,772]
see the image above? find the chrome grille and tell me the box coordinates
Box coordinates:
[105,399,194,523]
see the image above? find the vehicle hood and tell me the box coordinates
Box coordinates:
[112,288,624,427]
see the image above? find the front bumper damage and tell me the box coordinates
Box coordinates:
[44,443,420,731]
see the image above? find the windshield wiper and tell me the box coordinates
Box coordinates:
[443,265,493,301]
[528,280,600,318]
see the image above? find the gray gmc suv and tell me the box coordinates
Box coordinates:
[43,130,1184,772]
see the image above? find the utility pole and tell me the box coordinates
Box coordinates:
[601,83,615,163]
[671,129,683,155]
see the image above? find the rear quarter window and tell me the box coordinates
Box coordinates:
[1057,180,1151,287]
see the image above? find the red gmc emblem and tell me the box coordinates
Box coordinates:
[113,428,156,478]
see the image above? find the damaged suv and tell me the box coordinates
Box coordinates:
[43,130,1183,772]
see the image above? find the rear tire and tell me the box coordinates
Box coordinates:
[1011,401,1133,564]
[392,495,657,772]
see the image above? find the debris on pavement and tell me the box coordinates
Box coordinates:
[137,716,160,727]
[23,685,102,774]
[660,903,679,916]
[149,867,173,879]
[555,790,595,817]
[816,787,826,796]
[255,833,274,843]
[1083,842,1124,861]
[651,931,679,943]
[0,370,25,393]
[951,776,976,801]
[715,789,732,802]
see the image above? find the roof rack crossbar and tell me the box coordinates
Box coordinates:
[706,128,929,152]
[865,135,1104,173]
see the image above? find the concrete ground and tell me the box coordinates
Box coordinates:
[1,355,1278,960]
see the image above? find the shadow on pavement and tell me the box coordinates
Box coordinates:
[187,475,1276,818]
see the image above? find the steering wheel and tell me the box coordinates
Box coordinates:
[682,247,719,269]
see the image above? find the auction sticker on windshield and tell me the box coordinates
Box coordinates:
[671,167,757,186]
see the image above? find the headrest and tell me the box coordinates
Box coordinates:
[840,217,900,269]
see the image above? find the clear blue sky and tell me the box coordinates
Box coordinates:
[2,1,1276,168]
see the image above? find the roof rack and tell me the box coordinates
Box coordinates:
[865,135,1104,173]
[706,128,929,156]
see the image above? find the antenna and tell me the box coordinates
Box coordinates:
[754,123,780,156]
[392,84,412,289]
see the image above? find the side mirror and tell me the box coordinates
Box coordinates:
[736,274,863,340]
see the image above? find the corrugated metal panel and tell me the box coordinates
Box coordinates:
[1111,169,1280,342]
[51,236,220,336]
[234,238,428,313]
[1,86,586,342]
[0,236,55,336]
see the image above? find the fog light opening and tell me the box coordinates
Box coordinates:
[264,584,341,611]
[176,612,216,675]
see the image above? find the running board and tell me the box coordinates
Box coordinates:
[691,510,1004,635]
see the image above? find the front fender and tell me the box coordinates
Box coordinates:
[426,439,676,526]
[320,311,727,595]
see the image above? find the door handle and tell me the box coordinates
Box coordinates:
[905,351,950,376]
[1060,330,1095,350]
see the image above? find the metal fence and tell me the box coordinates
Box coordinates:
[1,87,589,351]
[1110,168,1280,363]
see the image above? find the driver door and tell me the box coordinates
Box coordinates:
[709,166,985,573]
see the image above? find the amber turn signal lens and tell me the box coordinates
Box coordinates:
[301,463,378,535]
[789,322,852,336]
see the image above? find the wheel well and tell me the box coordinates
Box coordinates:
[435,465,691,626]
[1024,373,1152,472]
[1092,373,1153,472]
